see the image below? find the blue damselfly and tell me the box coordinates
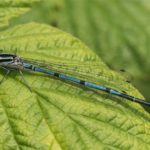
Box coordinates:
[0,53,149,107]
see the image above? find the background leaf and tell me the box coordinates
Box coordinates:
[0,0,40,28]
[10,0,150,100]
[0,23,150,150]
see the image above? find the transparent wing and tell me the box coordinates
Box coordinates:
[21,57,114,86]
[21,57,103,77]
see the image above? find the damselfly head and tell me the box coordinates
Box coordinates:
[0,53,22,66]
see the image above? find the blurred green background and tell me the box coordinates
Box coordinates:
[10,0,150,100]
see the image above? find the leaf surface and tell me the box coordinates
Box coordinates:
[0,0,40,28]
[16,0,150,99]
[0,23,150,150]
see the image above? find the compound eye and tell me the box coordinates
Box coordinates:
[15,57,19,62]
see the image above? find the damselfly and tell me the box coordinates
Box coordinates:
[0,53,149,106]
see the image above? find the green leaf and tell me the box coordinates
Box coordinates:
[49,0,150,100]
[0,23,150,150]
[0,0,40,28]
[15,0,150,99]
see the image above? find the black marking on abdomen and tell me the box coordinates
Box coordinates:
[27,64,36,71]
[105,88,111,93]
[54,73,59,77]
[80,80,85,85]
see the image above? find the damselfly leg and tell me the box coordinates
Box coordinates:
[0,66,32,91]
[19,70,32,92]
[0,66,10,84]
